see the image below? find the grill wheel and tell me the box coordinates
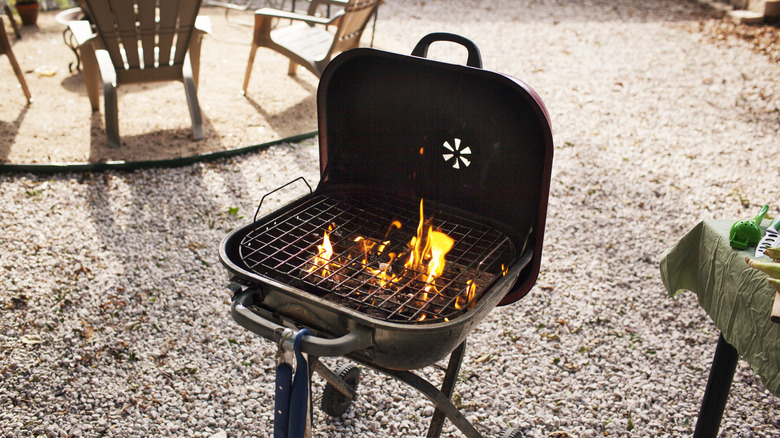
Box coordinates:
[321,363,361,417]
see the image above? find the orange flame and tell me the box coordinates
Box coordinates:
[455,280,477,309]
[421,227,454,301]
[306,229,335,277]
[404,200,454,301]
[426,229,454,280]
[307,199,478,320]
[355,235,400,288]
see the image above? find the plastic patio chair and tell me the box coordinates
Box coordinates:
[0,15,31,103]
[69,0,211,148]
[242,0,383,94]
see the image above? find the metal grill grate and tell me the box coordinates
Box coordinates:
[238,191,516,323]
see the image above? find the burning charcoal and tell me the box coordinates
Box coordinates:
[363,306,393,320]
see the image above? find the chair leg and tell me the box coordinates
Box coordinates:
[184,79,204,140]
[80,48,101,111]
[4,38,31,103]
[288,60,298,75]
[3,5,21,40]
[243,43,258,95]
[188,32,205,90]
[92,50,120,148]
[103,82,120,148]
[183,54,204,141]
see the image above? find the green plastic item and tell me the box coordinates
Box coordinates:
[729,204,769,249]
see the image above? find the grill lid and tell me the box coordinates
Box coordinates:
[316,33,553,305]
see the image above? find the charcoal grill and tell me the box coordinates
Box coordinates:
[219,33,553,437]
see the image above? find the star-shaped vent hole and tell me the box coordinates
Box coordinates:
[442,138,472,169]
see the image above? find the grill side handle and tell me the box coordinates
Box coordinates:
[253,176,312,222]
[231,288,373,357]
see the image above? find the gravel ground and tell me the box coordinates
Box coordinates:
[2,0,780,437]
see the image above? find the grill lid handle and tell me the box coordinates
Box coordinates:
[231,289,373,357]
[410,32,483,68]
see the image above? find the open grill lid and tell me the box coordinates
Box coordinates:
[315,33,553,305]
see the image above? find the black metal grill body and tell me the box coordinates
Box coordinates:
[221,186,532,369]
[219,35,552,371]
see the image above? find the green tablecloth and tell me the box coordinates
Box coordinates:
[660,220,780,397]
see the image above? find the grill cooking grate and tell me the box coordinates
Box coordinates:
[238,191,516,323]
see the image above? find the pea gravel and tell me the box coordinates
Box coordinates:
[2,0,780,437]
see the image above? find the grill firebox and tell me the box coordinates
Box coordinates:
[237,191,516,324]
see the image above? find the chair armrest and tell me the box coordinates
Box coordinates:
[255,7,338,25]
[304,0,348,17]
[68,20,97,46]
[309,0,349,7]
[95,49,117,87]
[204,0,252,11]
[194,15,212,35]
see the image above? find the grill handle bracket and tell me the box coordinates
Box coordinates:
[231,289,373,357]
[254,176,313,222]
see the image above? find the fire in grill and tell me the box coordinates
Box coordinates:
[237,191,517,324]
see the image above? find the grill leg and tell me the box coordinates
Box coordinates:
[427,341,467,438]
[312,359,355,400]
[356,341,483,438]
